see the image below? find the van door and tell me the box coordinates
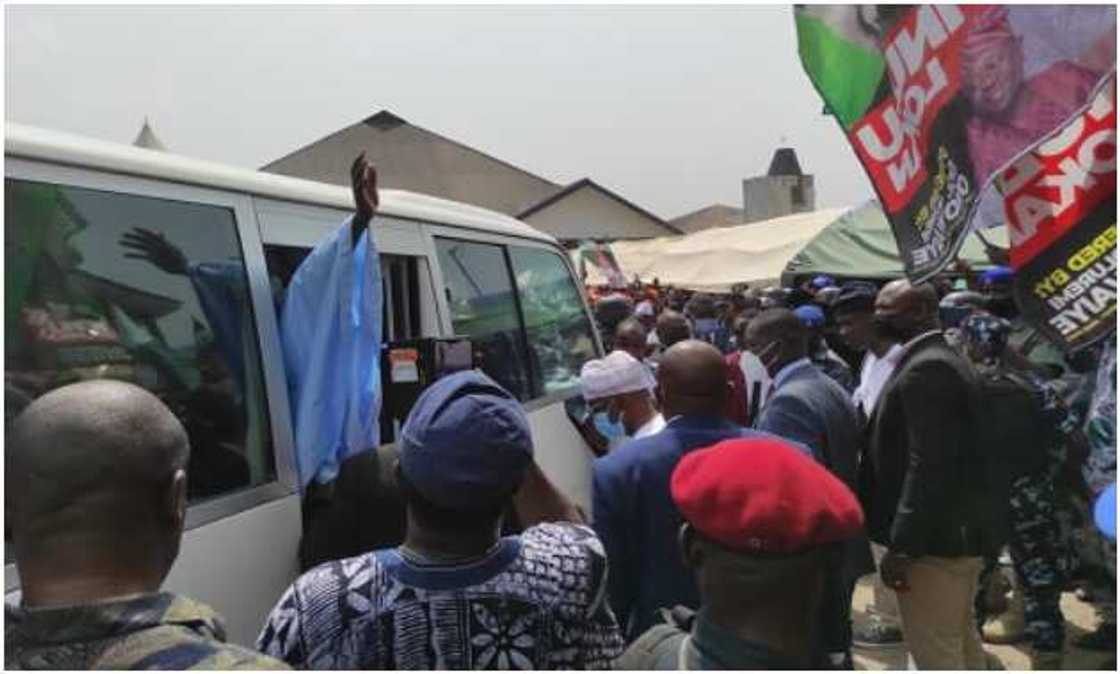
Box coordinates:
[4,159,299,647]
[256,200,451,566]
[425,228,603,512]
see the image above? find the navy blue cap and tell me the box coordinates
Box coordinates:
[794,303,826,328]
[399,370,533,508]
[832,281,878,313]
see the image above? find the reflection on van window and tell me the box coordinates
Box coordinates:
[434,239,533,401]
[4,179,276,505]
[509,246,597,397]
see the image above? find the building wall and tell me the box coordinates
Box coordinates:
[521,186,673,241]
[742,174,816,224]
[263,122,559,216]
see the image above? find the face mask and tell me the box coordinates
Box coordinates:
[749,340,782,372]
[872,315,911,343]
[593,410,627,440]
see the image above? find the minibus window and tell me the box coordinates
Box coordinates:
[264,244,426,444]
[508,246,598,397]
[4,179,276,508]
[434,239,533,401]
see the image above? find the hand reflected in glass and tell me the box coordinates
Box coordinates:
[120,227,188,276]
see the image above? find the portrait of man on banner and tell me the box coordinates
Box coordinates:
[961,6,1115,186]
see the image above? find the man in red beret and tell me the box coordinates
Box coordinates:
[614,437,865,670]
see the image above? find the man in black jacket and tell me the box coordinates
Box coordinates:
[860,280,994,670]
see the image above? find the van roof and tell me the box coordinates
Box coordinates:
[5,122,557,244]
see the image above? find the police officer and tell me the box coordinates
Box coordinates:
[960,312,1085,670]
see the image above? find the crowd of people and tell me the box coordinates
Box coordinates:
[5,188,1116,671]
[579,268,1117,670]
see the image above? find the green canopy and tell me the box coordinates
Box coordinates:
[782,201,1009,285]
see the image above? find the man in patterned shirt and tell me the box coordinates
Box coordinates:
[257,370,624,669]
[5,381,286,670]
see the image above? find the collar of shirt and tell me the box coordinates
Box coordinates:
[883,342,906,364]
[5,592,226,647]
[862,343,905,372]
[664,414,738,431]
[902,329,942,353]
[772,357,812,391]
[684,610,801,670]
[633,413,667,439]
[380,538,523,591]
[854,343,905,410]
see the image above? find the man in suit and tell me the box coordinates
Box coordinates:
[832,281,906,648]
[593,340,776,642]
[862,279,994,670]
[743,308,873,668]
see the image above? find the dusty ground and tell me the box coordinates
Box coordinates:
[851,578,1115,671]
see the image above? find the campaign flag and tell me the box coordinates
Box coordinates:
[577,241,628,289]
[795,5,1116,284]
[996,78,1117,352]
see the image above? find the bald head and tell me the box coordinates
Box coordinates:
[874,279,940,342]
[656,310,692,349]
[614,318,648,362]
[657,340,729,418]
[8,381,190,603]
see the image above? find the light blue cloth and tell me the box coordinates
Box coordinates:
[281,217,383,487]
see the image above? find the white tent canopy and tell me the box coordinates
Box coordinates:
[608,208,847,292]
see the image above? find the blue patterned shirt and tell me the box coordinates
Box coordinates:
[257,523,624,669]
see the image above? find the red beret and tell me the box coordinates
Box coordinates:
[671,437,865,554]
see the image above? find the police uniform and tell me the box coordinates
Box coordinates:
[5,592,287,670]
[962,312,1078,655]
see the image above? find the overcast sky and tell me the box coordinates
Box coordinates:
[5,4,875,219]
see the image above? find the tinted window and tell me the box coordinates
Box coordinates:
[435,238,532,401]
[509,245,597,396]
[5,179,276,504]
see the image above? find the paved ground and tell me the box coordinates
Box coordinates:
[850,577,1115,670]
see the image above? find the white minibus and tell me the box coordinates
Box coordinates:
[4,123,603,645]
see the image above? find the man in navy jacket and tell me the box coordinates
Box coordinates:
[744,308,874,668]
[592,340,789,642]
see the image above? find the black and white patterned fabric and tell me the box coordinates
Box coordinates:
[257,523,624,670]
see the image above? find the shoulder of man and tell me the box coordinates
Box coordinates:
[595,427,680,473]
[523,521,602,549]
[1034,58,1103,96]
[95,623,289,670]
[521,523,614,615]
[257,552,379,664]
[614,624,686,670]
[521,523,608,572]
[738,425,815,455]
[613,607,693,670]
[895,338,970,384]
